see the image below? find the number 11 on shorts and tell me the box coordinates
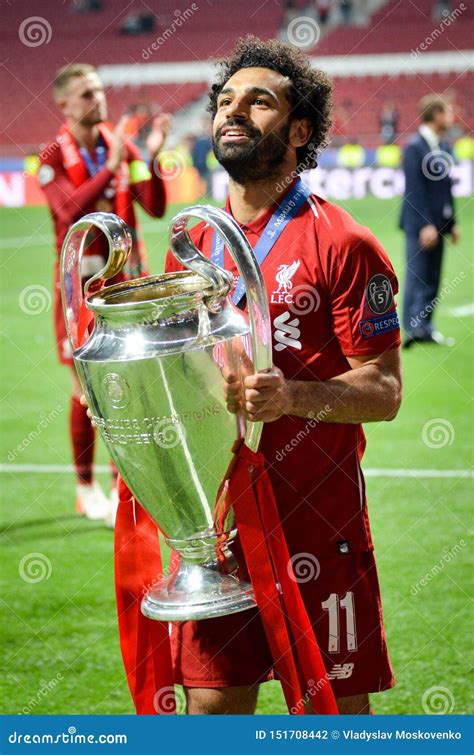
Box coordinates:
[321,592,357,653]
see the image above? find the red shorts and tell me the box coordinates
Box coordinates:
[170,548,394,699]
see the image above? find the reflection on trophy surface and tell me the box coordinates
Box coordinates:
[60,207,272,621]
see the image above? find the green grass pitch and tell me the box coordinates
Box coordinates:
[0,195,472,715]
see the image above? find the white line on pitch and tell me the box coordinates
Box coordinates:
[364,468,473,478]
[0,464,472,479]
[449,303,474,317]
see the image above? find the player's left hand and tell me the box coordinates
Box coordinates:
[450,224,461,245]
[146,113,172,158]
[243,367,291,423]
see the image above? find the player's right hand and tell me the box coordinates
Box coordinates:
[106,116,129,172]
[222,348,254,415]
[79,394,96,426]
[419,224,438,250]
[223,372,244,414]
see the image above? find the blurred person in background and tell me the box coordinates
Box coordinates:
[191,119,213,196]
[123,102,154,153]
[380,102,399,145]
[400,94,460,348]
[316,0,331,26]
[38,63,170,524]
[340,0,353,24]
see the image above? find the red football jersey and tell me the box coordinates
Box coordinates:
[39,126,166,365]
[165,187,401,558]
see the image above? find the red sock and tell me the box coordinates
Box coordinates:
[70,395,95,484]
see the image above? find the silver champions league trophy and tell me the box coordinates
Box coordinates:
[60,207,272,622]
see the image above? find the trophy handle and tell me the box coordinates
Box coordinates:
[60,212,132,352]
[170,205,273,452]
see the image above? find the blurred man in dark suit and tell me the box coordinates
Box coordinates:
[400,95,460,348]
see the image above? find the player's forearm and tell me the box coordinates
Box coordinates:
[132,169,166,217]
[48,168,115,224]
[286,363,402,424]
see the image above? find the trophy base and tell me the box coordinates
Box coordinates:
[141,560,256,622]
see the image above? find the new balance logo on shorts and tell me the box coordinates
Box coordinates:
[327,663,354,680]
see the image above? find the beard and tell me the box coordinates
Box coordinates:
[81,105,107,127]
[213,119,291,184]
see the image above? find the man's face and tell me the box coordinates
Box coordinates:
[434,105,454,133]
[60,73,108,126]
[212,67,294,183]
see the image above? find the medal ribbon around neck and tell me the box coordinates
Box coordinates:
[211,178,311,306]
[79,140,107,177]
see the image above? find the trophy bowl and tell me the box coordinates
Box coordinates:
[60,207,272,621]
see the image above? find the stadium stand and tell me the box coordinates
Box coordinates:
[1,0,472,153]
[311,0,474,55]
[0,0,282,151]
[331,71,474,146]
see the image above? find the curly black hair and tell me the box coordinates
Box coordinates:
[208,35,333,171]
